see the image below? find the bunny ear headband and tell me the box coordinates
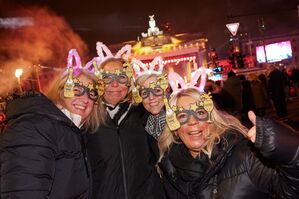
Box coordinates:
[131,56,164,78]
[63,49,104,98]
[130,56,167,104]
[83,42,134,85]
[83,41,132,75]
[168,66,209,95]
[96,41,131,63]
[164,66,214,130]
[131,56,182,131]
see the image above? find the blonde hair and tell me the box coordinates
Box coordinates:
[136,73,159,87]
[158,88,248,161]
[101,58,133,103]
[46,70,106,133]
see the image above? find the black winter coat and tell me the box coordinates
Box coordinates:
[268,69,286,100]
[159,117,299,199]
[87,103,165,199]
[0,93,91,198]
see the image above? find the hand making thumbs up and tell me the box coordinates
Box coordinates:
[247,111,257,143]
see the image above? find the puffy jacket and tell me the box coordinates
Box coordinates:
[0,93,91,198]
[159,117,299,199]
[87,103,165,199]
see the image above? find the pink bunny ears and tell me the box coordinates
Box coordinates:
[67,49,82,68]
[64,49,99,76]
[63,49,83,76]
[168,67,208,95]
[131,56,164,78]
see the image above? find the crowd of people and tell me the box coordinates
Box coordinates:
[205,65,299,128]
[0,42,298,199]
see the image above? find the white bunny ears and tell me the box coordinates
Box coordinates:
[168,67,208,95]
[66,42,132,75]
[131,56,164,78]
[96,42,131,63]
[82,42,132,77]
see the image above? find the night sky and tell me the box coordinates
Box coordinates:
[0,0,298,94]
[1,0,299,56]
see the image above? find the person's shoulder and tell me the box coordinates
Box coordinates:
[6,111,47,124]
[220,130,252,155]
[1,113,58,148]
[220,130,250,153]
[7,113,57,134]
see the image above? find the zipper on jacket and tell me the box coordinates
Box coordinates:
[117,127,129,199]
[80,132,90,178]
[212,175,218,199]
[110,104,133,199]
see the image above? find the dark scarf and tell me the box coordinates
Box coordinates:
[163,131,244,196]
[169,144,210,182]
[159,144,210,197]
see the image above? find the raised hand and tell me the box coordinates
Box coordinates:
[247,111,257,143]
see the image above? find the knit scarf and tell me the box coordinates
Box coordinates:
[145,109,166,140]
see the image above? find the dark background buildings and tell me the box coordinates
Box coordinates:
[1,0,298,56]
[0,0,298,95]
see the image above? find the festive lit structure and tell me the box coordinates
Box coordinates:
[109,15,208,79]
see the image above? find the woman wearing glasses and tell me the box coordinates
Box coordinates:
[157,72,299,198]
[0,49,105,198]
[133,57,167,141]
[136,75,166,139]
[87,43,165,199]
[129,57,168,169]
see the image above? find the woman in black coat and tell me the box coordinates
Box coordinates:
[158,87,299,199]
[0,50,105,198]
[86,47,165,199]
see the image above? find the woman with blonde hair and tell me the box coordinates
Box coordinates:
[133,56,167,140]
[0,49,105,198]
[158,71,299,199]
[46,67,106,132]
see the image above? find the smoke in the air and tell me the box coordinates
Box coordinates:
[0,2,89,96]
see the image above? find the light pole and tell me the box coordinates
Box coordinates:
[258,17,268,67]
[35,65,42,92]
[226,23,240,68]
[15,68,23,92]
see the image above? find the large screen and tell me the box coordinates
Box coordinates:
[256,41,292,63]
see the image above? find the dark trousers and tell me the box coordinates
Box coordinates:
[272,97,288,118]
